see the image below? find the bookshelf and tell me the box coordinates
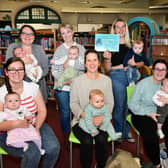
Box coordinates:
[74,30,108,49]
[36,29,58,100]
[152,35,168,62]
[0,29,58,100]
[74,32,95,48]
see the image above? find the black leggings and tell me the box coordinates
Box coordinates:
[72,124,108,168]
[131,114,160,166]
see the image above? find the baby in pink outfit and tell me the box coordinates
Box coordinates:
[0,92,45,155]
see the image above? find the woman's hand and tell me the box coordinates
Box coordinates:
[22,56,33,64]
[63,60,69,69]
[63,80,72,85]
[103,51,112,59]
[13,119,29,128]
[149,113,160,122]
[92,115,104,126]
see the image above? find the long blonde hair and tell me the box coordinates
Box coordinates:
[111,18,131,48]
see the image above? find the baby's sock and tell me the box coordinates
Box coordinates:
[23,143,29,152]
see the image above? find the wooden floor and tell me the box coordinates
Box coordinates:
[2,100,151,168]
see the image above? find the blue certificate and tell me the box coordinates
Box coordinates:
[95,34,120,52]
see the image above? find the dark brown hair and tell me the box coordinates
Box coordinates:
[4,57,25,93]
[19,25,36,41]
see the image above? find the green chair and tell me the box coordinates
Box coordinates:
[0,147,7,168]
[126,85,141,156]
[69,131,114,168]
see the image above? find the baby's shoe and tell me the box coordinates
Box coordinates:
[40,149,45,155]
[157,129,165,139]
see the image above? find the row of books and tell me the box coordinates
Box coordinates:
[0,33,19,48]
[152,37,168,45]
[74,32,95,46]
[38,37,54,50]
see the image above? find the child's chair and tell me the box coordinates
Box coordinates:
[69,131,114,168]
[0,147,7,168]
[126,85,141,156]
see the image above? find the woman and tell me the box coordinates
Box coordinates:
[103,18,144,141]
[70,50,114,168]
[51,23,85,144]
[129,59,168,168]
[6,25,48,103]
[0,57,60,168]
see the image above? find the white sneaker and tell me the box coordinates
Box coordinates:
[127,132,135,143]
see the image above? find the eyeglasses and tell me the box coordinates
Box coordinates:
[7,68,24,74]
[21,32,34,37]
[154,68,167,72]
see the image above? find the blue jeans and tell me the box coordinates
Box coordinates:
[55,90,70,133]
[126,66,140,84]
[109,69,130,138]
[0,123,60,168]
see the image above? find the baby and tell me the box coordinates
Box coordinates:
[153,77,168,139]
[79,89,122,140]
[13,47,43,83]
[50,46,79,90]
[0,92,45,154]
[123,40,149,85]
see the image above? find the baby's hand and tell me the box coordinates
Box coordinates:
[32,69,38,77]
[123,67,128,71]
[50,59,55,64]
[25,115,33,124]
[92,131,98,135]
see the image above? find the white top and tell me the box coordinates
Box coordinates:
[152,90,168,107]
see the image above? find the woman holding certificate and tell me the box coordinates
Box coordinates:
[103,18,138,142]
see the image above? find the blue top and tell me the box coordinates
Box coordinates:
[128,76,161,116]
[123,48,149,67]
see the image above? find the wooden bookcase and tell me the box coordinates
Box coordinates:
[151,35,168,62]
[74,30,108,49]
[0,29,58,99]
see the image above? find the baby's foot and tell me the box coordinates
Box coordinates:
[40,149,45,155]
[113,132,122,141]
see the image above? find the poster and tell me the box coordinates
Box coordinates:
[95,34,120,52]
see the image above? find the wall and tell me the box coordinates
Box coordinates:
[0,1,167,30]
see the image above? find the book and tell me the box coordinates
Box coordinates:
[95,34,119,52]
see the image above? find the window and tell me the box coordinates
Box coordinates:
[15,5,61,25]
